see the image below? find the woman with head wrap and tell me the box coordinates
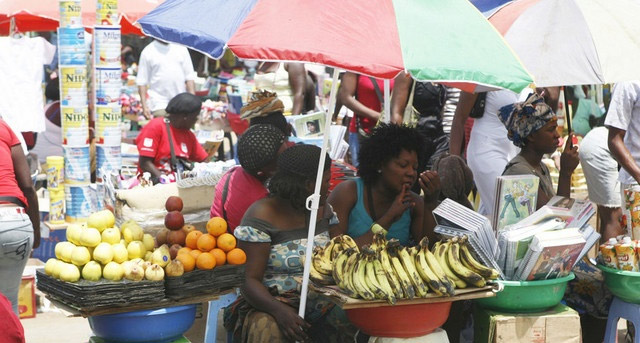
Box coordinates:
[241,90,292,137]
[500,93,579,210]
[225,145,355,342]
[210,124,288,233]
[328,123,441,247]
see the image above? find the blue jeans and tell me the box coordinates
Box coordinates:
[348,132,360,168]
[0,208,34,314]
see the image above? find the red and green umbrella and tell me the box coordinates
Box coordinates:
[139,0,533,93]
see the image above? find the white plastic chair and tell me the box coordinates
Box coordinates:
[204,290,239,343]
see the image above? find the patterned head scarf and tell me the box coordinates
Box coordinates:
[240,90,285,120]
[498,93,557,148]
[237,124,286,175]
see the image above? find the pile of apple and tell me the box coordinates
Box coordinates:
[44,210,168,283]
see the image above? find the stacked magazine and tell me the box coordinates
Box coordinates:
[497,196,598,281]
[492,175,540,231]
[433,199,503,279]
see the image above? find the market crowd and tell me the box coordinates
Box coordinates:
[1,37,639,343]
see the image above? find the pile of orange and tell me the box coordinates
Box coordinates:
[176,217,246,272]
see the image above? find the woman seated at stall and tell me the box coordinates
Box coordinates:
[224,144,355,342]
[328,123,440,247]
[136,93,209,184]
[498,93,580,209]
[210,124,288,233]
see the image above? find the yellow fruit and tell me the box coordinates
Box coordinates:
[101,227,121,245]
[55,241,75,262]
[87,210,115,233]
[93,242,114,265]
[65,224,84,245]
[112,243,129,263]
[80,228,102,247]
[206,217,227,237]
[44,258,59,276]
[59,263,80,282]
[123,225,144,243]
[142,234,155,251]
[82,261,102,281]
[127,241,147,260]
[71,246,91,266]
[103,262,124,281]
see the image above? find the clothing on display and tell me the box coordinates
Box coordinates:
[136,41,196,112]
[0,36,56,133]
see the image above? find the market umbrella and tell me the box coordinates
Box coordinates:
[0,0,163,35]
[139,0,534,318]
[489,0,640,87]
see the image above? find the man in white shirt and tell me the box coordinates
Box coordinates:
[137,40,196,118]
[606,81,640,233]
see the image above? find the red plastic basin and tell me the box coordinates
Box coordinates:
[345,301,452,338]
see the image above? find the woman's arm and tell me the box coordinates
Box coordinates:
[609,127,640,185]
[138,156,162,184]
[449,91,477,156]
[11,145,40,248]
[327,181,357,238]
[239,240,310,341]
[285,63,307,116]
[418,171,440,244]
[338,72,381,121]
[558,134,579,197]
[390,73,411,124]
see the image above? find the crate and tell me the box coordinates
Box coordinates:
[164,264,244,299]
[36,270,165,310]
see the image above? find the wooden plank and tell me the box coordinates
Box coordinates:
[47,289,236,318]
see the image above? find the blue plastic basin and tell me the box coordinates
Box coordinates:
[88,305,196,343]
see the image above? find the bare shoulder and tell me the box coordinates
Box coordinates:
[328,180,358,205]
[243,197,279,222]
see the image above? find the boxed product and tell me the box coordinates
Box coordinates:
[474,304,580,343]
[18,276,36,319]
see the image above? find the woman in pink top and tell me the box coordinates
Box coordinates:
[210,124,288,233]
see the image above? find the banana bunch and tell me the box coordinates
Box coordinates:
[309,235,359,286]
[432,236,499,288]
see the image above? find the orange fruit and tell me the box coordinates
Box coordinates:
[217,233,236,252]
[178,247,192,256]
[176,253,195,272]
[189,249,202,260]
[227,248,246,265]
[196,252,216,270]
[185,231,203,250]
[196,233,216,252]
[206,217,227,237]
[210,248,226,266]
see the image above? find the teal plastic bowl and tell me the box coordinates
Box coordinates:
[475,273,575,313]
[597,264,640,304]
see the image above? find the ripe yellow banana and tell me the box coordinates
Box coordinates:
[330,236,345,260]
[340,249,360,298]
[321,239,336,261]
[312,247,333,276]
[459,240,499,280]
[363,252,392,302]
[447,240,486,287]
[340,235,359,252]
[352,255,375,300]
[373,258,397,304]
[331,248,352,288]
[379,248,405,299]
[435,241,467,289]
[415,249,448,296]
[386,244,416,299]
[309,260,335,285]
[419,237,455,296]
[395,245,429,297]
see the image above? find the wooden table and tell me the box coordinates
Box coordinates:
[47,288,236,317]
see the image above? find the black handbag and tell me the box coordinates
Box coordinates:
[164,119,195,175]
[469,92,487,119]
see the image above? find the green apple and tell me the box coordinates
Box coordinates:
[112,243,129,263]
[71,246,91,266]
[79,228,101,247]
[82,261,102,281]
[59,263,80,282]
[93,242,114,265]
[127,241,146,260]
[87,210,115,233]
[101,227,121,245]
[103,262,124,281]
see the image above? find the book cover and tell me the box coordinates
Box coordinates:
[493,175,540,232]
[516,229,585,281]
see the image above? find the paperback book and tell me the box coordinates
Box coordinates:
[492,175,540,232]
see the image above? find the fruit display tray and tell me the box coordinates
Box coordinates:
[308,282,498,309]
[36,270,165,310]
[164,264,245,299]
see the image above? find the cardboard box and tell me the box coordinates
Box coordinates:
[18,276,36,319]
[474,304,581,343]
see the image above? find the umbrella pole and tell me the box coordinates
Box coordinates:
[298,68,341,320]
[383,79,391,123]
